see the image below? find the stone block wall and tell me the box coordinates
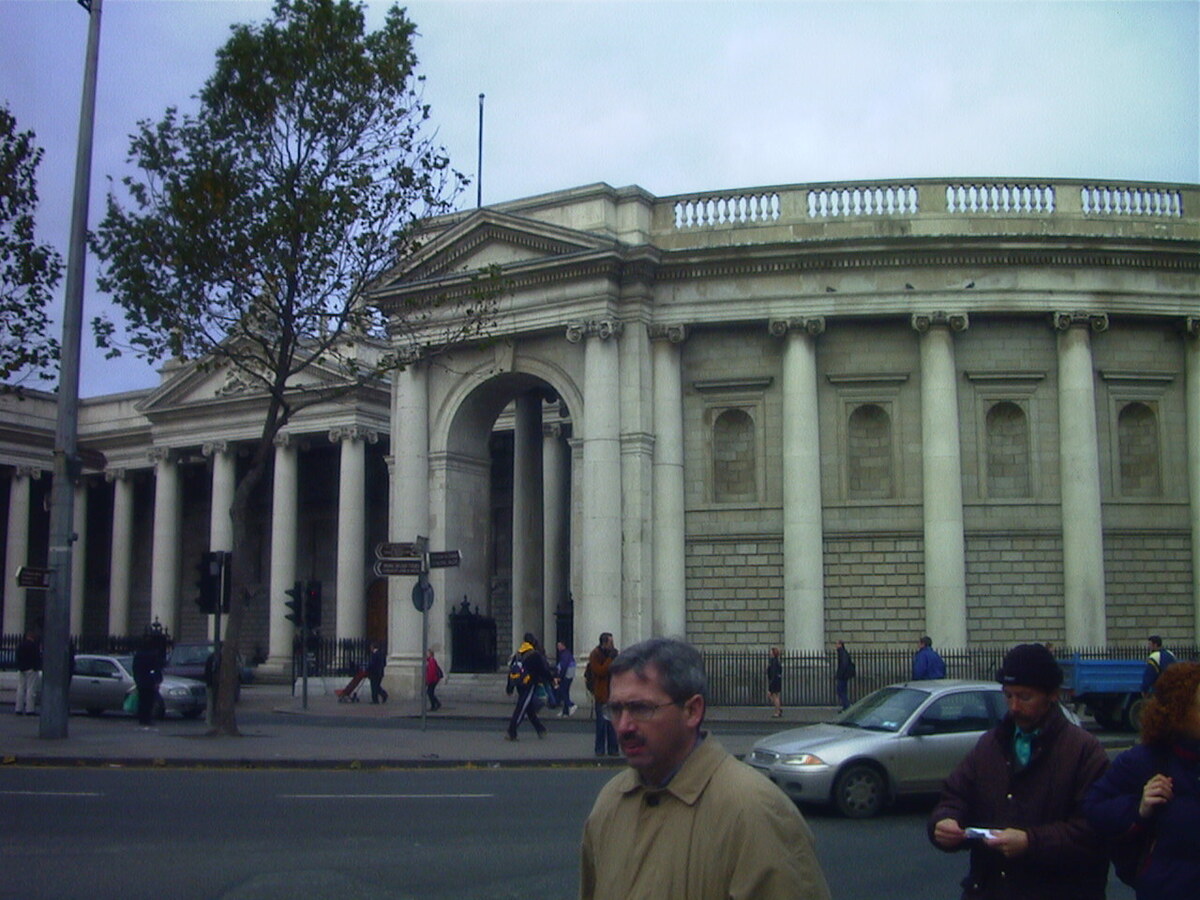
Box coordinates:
[685,535,783,650]
[1104,531,1195,644]
[965,533,1065,644]
[823,535,925,645]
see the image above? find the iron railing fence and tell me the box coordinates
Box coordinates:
[290,635,372,680]
[1,633,146,666]
[700,645,1200,708]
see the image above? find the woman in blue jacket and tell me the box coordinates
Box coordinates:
[1083,662,1200,899]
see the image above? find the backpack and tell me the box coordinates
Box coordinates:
[847,659,857,679]
[584,661,596,695]
[506,653,530,695]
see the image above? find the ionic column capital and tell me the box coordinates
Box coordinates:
[273,431,293,450]
[13,465,40,480]
[1184,316,1200,340]
[201,440,230,458]
[769,317,826,338]
[148,447,174,465]
[912,311,969,333]
[566,319,624,343]
[329,426,379,445]
[104,468,128,483]
[648,323,689,344]
[1052,311,1109,333]
[543,422,570,440]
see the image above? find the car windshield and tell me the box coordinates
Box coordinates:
[835,686,929,732]
[169,645,211,665]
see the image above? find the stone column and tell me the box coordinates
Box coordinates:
[774,317,828,651]
[3,466,36,635]
[511,392,545,649]
[331,426,376,641]
[619,318,654,645]
[149,447,181,636]
[70,480,88,636]
[542,422,570,645]
[389,353,429,696]
[1054,312,1108,646]
[106,469,133,636]
[204,440,235,640]
[651,324,688,638]
[266,433,298,671]
[569,319,624,650]
[1184,317,1200,639]
[913,312,969,647]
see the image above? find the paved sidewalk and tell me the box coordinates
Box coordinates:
[0,682,826,769]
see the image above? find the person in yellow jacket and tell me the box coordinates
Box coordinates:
[580,637,831,900]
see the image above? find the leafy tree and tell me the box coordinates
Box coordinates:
[1,104,62,391]
[93,0,497,735]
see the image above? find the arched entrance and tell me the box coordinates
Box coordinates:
[435,369,578,667]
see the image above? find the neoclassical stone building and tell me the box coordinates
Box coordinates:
[3,177,1198,689]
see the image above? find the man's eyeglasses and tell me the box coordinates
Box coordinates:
[603,701,679,721]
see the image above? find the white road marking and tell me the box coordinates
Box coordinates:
[280,793,494,800]
[0,791,103,797]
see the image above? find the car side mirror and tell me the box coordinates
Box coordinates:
[909,720,937,736]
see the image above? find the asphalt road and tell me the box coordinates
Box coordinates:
[0,766,1136,900]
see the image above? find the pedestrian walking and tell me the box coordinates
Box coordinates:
[505,633,553,740]
[767,646,783,718]
[424,647,442,711]
[131,633,165,727]
[834,640,855,711]
[580,637,831,900]
[929,642,1110,899]
[1142,634,1176,697]
[586,631,619,756]
[14,632,41,716]
[555,640,577,716]
[367,642,388,704]
[912,635,946,680]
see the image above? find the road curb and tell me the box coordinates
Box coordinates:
[0,754,628,771]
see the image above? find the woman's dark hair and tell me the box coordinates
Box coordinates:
[1140,661,1200,747]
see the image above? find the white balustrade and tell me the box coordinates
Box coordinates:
[945,182,1056,214]
[1081,184,1183,217]
[806,184,918,218]
[673,191,781,228]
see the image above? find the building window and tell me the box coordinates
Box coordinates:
[985,401,1030,498]
[848,403,893,499]
[712,408,757,502]
[1118,402,1161,496]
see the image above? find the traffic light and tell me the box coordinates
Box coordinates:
[194,551,221,614]
[284,581,304,627]
[305,580,322,629]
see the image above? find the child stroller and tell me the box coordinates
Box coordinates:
[336,667,367,702]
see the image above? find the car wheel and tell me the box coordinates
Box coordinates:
[833,763,887,818]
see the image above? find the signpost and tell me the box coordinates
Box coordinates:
[373,537,461,729]
[16,566,53,589]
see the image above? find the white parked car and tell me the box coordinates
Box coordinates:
[70,654,206,719]
[746,679,1078,818]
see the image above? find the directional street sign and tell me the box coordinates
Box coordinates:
[427,550,462,569]
[374,558,424,577]
[16,566,52,589]
[376,542,420,559]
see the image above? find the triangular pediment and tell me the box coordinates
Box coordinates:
[383,209,619,287]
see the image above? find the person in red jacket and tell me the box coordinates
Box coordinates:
[424,648,443,711]
[929,642,1110,900]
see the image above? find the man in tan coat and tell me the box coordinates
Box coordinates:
[580,637,830,900]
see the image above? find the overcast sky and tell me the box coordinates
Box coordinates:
[2,0,1197,396]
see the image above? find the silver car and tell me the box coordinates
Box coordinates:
[746,679,1011,818]
[70,654,207,719]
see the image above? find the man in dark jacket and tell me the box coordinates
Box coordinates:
[505,633,554,741]
[913,635,947,680]
[929,642,1109,899]
[834,640,855,711]
[132,634,165,727]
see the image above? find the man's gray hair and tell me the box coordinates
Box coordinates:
[610,638,708,703]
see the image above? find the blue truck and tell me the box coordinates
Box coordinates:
[1058,655,1147,731]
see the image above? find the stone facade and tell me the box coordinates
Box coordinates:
[2,178,1199,690]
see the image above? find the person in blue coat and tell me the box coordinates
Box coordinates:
[1083,661,1200,899]
[912,635,946,680]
